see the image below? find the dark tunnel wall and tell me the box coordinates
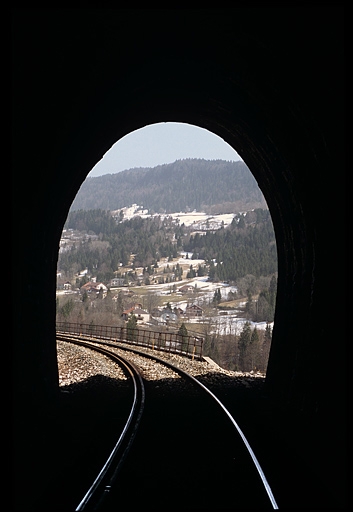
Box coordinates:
[12,7,345,505]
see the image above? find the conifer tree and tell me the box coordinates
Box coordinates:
[178,323,188,351]
[238,321,252,371]
[250,326,260,370]
[126,313,137,341]
[212,288,221,304]
[261,322,273,371]
[264,322,272,344]
[60,298,74,320]
[251,325,259,343]
[178,323,188,337]
[269,275,277,310]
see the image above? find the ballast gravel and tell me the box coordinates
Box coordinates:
[57,340,127,387]
[57,338,265,394]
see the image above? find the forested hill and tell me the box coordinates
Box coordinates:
[71,159,266,213]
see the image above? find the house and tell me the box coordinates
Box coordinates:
[125,302,143,310]
[185,304,203,318]
[110,277,125,287]
[132,308,150,323]
[63,281,72,290]
[121,303,144,320]
[122,307,149,323]
[80,281,108,296]
[122,306,135,320]
[160,307,178,324]
[179,284,194,294]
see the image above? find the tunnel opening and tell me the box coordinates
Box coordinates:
[53,118,282,509]
[56,122,278,376]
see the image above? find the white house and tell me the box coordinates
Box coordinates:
[128,308,150,323]
[80,281,108,296]
[160,311,178,324]
[110,277,125,287]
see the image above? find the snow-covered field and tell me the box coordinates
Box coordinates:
[159,211,237,228]
[145,274,234,299]
[136,274,272,334]
[115,204,239,229]
[189,314,273,336]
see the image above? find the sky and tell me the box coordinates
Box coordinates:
[88,122,242,177]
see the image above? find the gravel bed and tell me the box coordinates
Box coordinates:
[102,340,265,385]
[57,340,128,388]
[57,337,265,395]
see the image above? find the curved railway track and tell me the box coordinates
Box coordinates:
[57,333,279,510]
[57,337,145,510]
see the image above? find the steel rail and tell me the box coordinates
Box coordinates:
[58,333,279,509]
[57,336,145,511]
[111,341,279,509]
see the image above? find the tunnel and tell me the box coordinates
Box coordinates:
[12,7,346,508]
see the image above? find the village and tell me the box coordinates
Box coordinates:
[56,207,276,373]
[56,206,275,339]
[58,254,218,326]
[57,250,272,338]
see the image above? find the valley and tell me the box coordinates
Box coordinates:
[57,207,276,372]
[57,159,276,371]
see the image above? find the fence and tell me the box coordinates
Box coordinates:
[56,322,204,360]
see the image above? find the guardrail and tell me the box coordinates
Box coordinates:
[56,322,204,360]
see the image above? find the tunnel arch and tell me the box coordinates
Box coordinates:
[13,8,345,507]
[55,79,311,407]
[33,45,319,411]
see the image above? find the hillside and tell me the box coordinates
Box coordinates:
[71,159,266,213]
[61,207,276,285]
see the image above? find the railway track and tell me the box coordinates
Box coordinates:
[64,338,145,511]
[57,333,278,510]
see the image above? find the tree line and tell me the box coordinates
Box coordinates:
[59,207,277,288]
[184,208,277,281]
[70,159,267,213]
[202,320,273,373]
[60,211,184,282]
